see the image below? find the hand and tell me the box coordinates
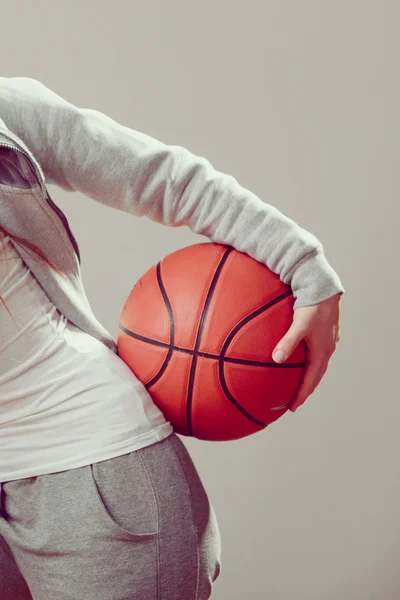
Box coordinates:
[271,292,342,412]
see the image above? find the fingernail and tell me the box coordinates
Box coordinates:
[273,349,286,363]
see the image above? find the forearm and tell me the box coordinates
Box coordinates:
[0,76,344,308]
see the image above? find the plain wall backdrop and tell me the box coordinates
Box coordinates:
[1,1,398,598]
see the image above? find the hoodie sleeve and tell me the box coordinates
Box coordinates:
[0,76,344,309]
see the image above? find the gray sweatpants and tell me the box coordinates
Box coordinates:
[0,432,222,599]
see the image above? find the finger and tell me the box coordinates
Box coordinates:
[290,359,329,412]
[272,321,308,363]
[289,355,329,412]
[333,324,340,345]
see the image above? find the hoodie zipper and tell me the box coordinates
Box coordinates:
[0,142,81,264]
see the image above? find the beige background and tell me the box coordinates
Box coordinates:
[2,1,398,598]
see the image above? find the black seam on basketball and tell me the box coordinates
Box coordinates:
[220,289,293,356]
[144,262,175,389]
[217,289,294,427]
[118,258,307,435]
[118,326,306,368]
[186,247,234,435]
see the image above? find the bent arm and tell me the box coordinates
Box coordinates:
[0,76,344,308]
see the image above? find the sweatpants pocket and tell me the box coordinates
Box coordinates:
[88,449,159,541]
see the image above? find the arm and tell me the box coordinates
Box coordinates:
[0,76,344,310]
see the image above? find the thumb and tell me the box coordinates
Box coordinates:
[272,322,307,363]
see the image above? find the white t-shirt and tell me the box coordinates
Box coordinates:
[0,230,173,482]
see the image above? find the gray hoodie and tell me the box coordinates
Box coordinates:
[0,76,344,356]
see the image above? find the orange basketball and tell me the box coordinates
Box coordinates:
[117,242,306,442]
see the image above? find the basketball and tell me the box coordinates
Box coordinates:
[117,242,306,442]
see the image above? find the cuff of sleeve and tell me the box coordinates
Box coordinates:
[288,247,345,309]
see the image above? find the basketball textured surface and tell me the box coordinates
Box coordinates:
[117,243,306,441]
